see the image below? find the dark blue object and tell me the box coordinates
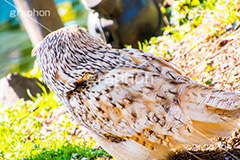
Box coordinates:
[82,0,163,48]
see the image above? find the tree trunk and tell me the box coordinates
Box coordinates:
[13,0,64,46]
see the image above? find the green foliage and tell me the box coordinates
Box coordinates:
[0,82,110,159]
[23,63,43,80]
[137,40,151,52]
[162,0,215,40]
[161,0,239,40]
[0,93,54,159]
[26,139,110,160]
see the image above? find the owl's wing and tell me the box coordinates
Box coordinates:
[67,68,197,149]
[67,67,240,151]
[61,47,240,152]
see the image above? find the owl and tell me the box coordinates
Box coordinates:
[32,25,240,160]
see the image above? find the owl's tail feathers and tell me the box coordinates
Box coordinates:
[178,84,240,139]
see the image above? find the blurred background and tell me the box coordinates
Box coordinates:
[0,0,165,79]
[0,0,88,79]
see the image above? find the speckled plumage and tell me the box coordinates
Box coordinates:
[33,25,240,160]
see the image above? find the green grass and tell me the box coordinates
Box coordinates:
[0,73,111,159]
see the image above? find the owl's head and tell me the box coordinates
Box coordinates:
[32,25,110,97]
